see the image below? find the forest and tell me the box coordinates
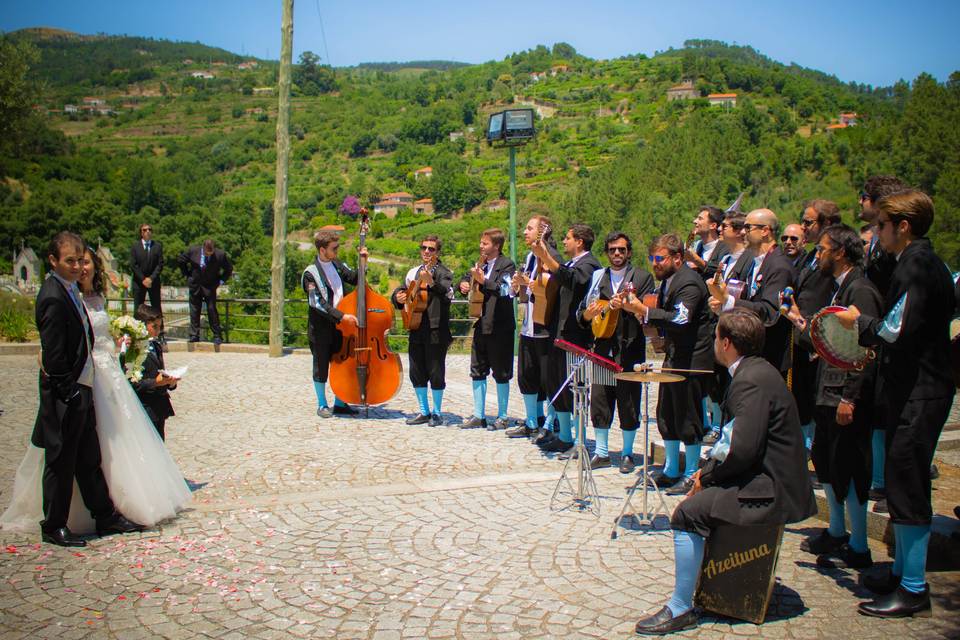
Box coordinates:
[1,29,958,343]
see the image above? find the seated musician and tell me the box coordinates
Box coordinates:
[302,229,364,418]
[577,231,654,472]
[635,309,816,635]
[391,235,454,426]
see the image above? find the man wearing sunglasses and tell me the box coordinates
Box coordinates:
[780,223,806,271]
[391,235,454,426]
[130,222,165,346]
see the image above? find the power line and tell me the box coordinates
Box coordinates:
[315,0,332,66]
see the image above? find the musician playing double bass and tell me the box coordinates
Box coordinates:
[505,215,562,440]
[391,235,454,427]
[457,229,516,430]
[530,223,601,454]
[577,231,654,473]
[302,229,364,418]
[627,234,714,495]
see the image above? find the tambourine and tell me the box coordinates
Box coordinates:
[809,306,875,370]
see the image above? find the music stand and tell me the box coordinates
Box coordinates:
[610,368,684,538]
[549,339,620,517]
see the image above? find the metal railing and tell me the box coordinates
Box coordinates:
[107,296,481,351]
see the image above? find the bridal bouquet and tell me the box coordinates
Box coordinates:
[110,315,150,382]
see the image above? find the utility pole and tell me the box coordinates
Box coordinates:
[269,0,294,357]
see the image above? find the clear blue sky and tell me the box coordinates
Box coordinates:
[3,0,958,87]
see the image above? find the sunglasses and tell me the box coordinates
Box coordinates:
[780,235,801,242]
[859,191,869,202]
[648,255,667,264]
[607,246,628,254]
[141,227,152,232]
[420,245,438,252]
[800,219,817,227]
[743,223,769,231]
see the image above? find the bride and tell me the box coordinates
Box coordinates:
[1,247,191,534]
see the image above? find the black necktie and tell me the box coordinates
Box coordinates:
[697,242,705,259]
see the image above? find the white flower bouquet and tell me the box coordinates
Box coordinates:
[110,315,150,382]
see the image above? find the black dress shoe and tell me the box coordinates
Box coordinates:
[800,529,849,555]
[535,430,557,447]
[405,413,431,425]
[317,406,333,418]
[619,454,636,474]
[858,585,931,618]
[647,469,680,488]
[429,413,444,427]
[868,487,886,502]
[542,438,574,453]
[862,568,901,595]
[665,476,696,496]
[333,404,358,416]
[96,514,145,537]
[42,527,86,547]
[460,416,486,429]
[816,543,873,569]
[589,454,611,469]
[505,424,536,438]
[634,605,698,635]
[491,417,511,430]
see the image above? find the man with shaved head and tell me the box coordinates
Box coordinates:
[781,223,806,270]
[708,208,796,377]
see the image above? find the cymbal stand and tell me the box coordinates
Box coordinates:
[611,379,671,538]
[550,354,601,517]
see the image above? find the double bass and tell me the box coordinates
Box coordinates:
[329,211,403,410]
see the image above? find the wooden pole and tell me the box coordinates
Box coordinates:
[269,0,294,357]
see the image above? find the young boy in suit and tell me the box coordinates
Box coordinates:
[130,304,177,440]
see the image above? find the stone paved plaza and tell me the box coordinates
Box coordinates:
[1,351,958,639]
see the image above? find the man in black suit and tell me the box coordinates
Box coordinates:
[684,206,730,281]
[837,190,955,618]
[578,231,655,472]
[531,223,602,453]
[129,304,177,440]
[457,229,516,430]
[780,223,807,274]
[630,234,714,495]
[130,223,163,335]
[177,239,233,345]
[708,208,795,378]
[33,232,142,547]
[635,309,816,635]
[391,235,454,427]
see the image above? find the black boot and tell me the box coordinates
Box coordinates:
[858,585,931,618]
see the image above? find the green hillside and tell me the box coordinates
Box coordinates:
[2,31,958,314]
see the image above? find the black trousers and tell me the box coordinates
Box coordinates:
[470,329,514,383]
[545,344,573,412]
[884,396,952,525]
[657,374,710,444]
[791,350,818,426]
[40,387,115,532]
[132,281,162,311]
[591,380,641,431]
[671,485,777,539]
[408,332,450,389]
[189,289,222,340]
[517,335,551,398]
[811,406,872,504]
[310,329,344,383]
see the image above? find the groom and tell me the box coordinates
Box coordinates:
[32,231,143,547]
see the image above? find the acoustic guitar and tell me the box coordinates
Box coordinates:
[591,282,635,339]
[468,253,486,319]
[401,254,436,331]
[641,291,666,354]
[528,223,555,325]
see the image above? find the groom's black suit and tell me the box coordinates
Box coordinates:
[31,275,115,534]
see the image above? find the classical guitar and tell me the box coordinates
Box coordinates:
[641,291,666,354]
[468,252,486,319]
[402,253,436,330]
[591,281,635,339]
[528,223,555,325]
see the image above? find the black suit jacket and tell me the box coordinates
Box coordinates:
[647,264,714,371]
[130,240,163,288]
[302,259,359,343]
[576,265,655,366]
[31,275,95,448]
[864,233,896,297]
[548,252,602,347]
[699,356,817,525]
[734,246,796,374]
[695,239,731,281]
[459,255,515,335]
[130,340,175,424]
[177,246,233,296]
[391,262,454,338]
[721,248,756,285]
[858,238,955,413]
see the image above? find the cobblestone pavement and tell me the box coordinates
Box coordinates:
[1,352,957,639]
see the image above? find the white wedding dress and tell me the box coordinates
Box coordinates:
[0,296,191,534]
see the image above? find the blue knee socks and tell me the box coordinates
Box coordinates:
[663,440,681,478]
[496,382,509,419]
[471,379,486,418]
[622,429,637,457]
[522,393,539,429]
[822,484,847,538]
[683,444,701,478]
[414,386,430,416]
[557,412,573,443]
[667,530,706,616]
[846,482,868,554]
[313,381,328,408]
[333,396,347,407]
[896,523,931,593]
[871,429,885,489]
[892,524,904,577]
[431,388,443,415]
[594,428,609,457]
[546,402,557,431]
[801,421,815,451]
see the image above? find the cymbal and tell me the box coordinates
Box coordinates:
[615,371,684,383]
[659,367,715,374]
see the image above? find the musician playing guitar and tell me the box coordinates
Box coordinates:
[625,234,714,495]
[457,229,516,430]
[391,235,454,426]
[577,231,654,473]
[530,223,602,454]
[505,215,563,440]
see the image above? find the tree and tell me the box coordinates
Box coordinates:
[293,50,337,95]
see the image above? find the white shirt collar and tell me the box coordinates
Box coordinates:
[727,356,745,378]
[835,267,853,288]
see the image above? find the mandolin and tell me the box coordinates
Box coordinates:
[591,282,635,339]
[402,253,436,330]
